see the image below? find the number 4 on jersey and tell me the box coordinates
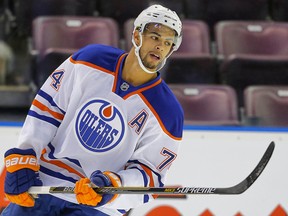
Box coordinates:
[50,70,64,91]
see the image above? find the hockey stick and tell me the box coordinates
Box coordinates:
[28,141,275,195]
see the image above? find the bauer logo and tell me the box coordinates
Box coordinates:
[75,99,125,152]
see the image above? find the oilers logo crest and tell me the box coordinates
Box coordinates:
[75,99,125,152]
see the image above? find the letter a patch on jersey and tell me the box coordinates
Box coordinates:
[129,109,148,134]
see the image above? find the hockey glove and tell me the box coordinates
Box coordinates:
[4,148,42,207]
[75,170,122,206]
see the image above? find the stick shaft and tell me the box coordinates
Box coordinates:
[29,186,218,195]
[28,141,275,195]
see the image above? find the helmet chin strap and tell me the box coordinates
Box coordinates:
[132,32,168,74]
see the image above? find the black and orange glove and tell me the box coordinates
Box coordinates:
[4,148,42,207]
[75,170,122,206]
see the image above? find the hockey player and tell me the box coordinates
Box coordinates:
[2,4,183,216]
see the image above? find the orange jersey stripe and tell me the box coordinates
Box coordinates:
[41,149,85,179]
[69,56,114,75]
[112,53,127,92]
[32,99,64,121]
[123,79,162,100]
[140,164,159,199]
[140,164,155,188]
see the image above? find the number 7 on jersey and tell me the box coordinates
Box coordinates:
[157,147,177,171]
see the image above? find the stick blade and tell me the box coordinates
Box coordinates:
[216,141,275,194]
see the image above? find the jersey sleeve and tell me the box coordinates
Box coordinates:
[16,56,76,157]
[107,87,184,209]
[107,125,182,210]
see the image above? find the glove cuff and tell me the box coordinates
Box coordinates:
[103,171,122,203]
[103,171,122,187]
[5,148,39,173]
[5,192,35,207]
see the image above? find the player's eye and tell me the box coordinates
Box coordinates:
[151,36,159,40]
[165,41,172,46]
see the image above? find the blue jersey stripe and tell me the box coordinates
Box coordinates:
[40,166,78,183]
[28,110,61,127]
[129,167,149,187]
[128,159,164,187]
[47,143,82,167]
[127,166,151,204]
[38,90,65,114]
[144,194,150,203]
[117,209,127,214]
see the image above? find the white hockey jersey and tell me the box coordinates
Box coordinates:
[17,44,184,215]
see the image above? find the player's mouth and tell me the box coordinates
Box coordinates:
[149,53,161,61]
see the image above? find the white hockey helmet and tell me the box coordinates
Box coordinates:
[132,4,183,73]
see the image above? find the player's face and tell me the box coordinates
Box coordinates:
[140,23,175,70]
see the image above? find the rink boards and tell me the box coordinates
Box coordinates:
[0,123,287,215]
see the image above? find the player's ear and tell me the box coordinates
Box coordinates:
[133,30,141,46]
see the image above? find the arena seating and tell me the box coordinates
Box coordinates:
[32,16,119,87]
[270,0,288,21]
[149,0,186,18]
[0,41,13,84]
[185,0,269,39]
[163,20,218,84]
[2,0,288,127]
[97,0,149,37]
[215,21,288,106]
[169,84,240,125]
[244,85,288,126]
[12,0,96,36]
